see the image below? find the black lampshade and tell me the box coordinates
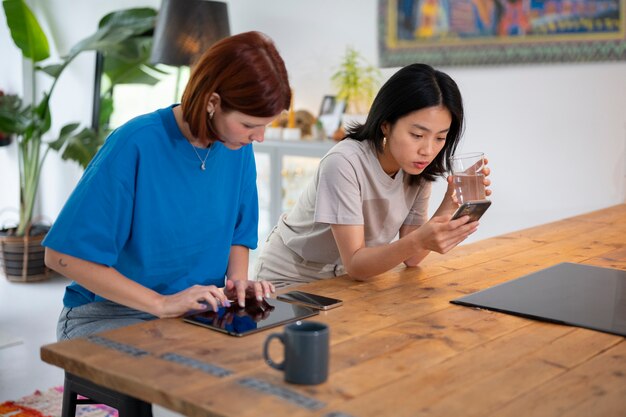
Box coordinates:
[150,0,230,67]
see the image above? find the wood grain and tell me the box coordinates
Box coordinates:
[41,205,626,417]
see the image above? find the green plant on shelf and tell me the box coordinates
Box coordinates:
[331,46,381,115]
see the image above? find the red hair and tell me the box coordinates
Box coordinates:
[181,31,291,142]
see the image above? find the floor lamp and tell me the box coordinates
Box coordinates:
[150,0,231,100]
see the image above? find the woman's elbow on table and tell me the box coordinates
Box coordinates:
[404,260,420,268]
[343,262,377,280]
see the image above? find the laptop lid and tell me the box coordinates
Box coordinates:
[451,262,626,337]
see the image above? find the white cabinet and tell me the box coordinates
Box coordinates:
[253,139,336,241]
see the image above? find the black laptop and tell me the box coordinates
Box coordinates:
[451,262,626,337]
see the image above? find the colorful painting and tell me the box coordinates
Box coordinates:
[379,0,626,65]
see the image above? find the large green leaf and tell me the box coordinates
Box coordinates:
[99,7,156,28]
[38,63,66,78]
[67,8,155,60]
[61,127,103,169]
[0,94,29,134]
[47,122,80,151]
[3,0,49,62]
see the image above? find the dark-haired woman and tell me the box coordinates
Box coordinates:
[256,63,491,288]
[43,32,290,340]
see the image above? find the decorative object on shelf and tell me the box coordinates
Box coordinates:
[317,95,345,139]
[265,118,283,140]
[282,91,301,141]
[378,0,626,66]
[295,110,315,139]
[0,0,158,281]
[150,0,230,100]
[331,46,381,130]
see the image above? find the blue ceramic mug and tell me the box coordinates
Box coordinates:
[263,321,329,385]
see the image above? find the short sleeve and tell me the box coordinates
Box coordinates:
[403,181,432,225]
[314,153,364,225]
[42,135,136,267]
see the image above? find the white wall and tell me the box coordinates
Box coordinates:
[1,0,625,243]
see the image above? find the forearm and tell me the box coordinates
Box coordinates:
[400,224,430,267]
[344,236,425,279]
[226,245,249,282]
[44,248,164,316]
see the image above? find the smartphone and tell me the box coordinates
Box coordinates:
[276,291,343,311]
[451,199,492,222]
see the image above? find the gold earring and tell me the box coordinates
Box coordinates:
[382,136,387,149]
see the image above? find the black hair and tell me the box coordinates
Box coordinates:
[345,63,464,186]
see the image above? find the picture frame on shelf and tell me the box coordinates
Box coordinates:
[318,95,346,138]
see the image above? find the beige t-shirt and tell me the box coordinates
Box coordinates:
[276,139,431,265]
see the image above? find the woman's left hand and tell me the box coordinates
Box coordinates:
[444,157,493,209]
[224,279,275,307]
[481,157,492,197]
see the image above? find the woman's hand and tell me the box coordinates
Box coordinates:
[224,279,275,307]
[411,214,478,255]
[482,157,492,197]
[438,157,492,216]
[158,284,230,318]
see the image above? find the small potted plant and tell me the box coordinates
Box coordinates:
[0,0,160,282]
[331,46,381,131]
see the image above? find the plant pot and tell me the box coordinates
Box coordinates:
[0,225,51,282]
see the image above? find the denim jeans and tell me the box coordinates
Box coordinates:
[57,300,157,341]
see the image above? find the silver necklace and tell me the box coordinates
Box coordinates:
[189,141,212,170]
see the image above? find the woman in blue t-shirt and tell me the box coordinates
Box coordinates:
[43,31,291,340]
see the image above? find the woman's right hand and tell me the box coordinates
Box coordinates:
[157,284,230,318]
[412,214,478,255]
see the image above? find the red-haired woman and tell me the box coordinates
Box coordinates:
[43,32,290,340]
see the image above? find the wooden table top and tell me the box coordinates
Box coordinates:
[41,205,626,417]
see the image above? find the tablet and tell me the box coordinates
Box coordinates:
[183,298,319,337]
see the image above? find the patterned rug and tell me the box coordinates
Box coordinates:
[0,386,118,417]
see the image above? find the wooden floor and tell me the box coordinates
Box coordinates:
[41,205,626,417]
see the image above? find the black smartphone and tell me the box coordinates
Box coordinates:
[276,291,343,311]
[451,199,492,222]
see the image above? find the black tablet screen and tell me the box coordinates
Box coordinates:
[183,298,319,336]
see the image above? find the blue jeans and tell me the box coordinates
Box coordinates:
[57,300,157,341]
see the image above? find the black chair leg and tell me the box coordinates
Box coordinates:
[61,376,78,417]
[62,372,153,417]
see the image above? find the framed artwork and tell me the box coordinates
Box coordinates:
[317,95,346,137]
[378,0,626,66]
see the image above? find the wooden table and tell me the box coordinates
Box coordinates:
[41,205,626,417]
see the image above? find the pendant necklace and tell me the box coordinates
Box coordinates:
[189,141,212,171]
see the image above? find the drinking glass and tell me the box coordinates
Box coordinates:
[451,152,486,204]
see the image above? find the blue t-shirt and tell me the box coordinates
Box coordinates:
[43,106,259,307]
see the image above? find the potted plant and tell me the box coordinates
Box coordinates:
[0,0,160,282]
[331,46,381,130]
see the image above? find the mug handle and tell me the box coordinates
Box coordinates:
[263,333,286,370]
